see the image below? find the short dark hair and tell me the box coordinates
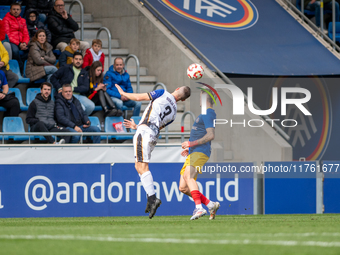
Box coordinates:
[73,52,83,59]
[201,87,215,105]
[181,86,191,101]
[10,3,21,9]
[62,84,72,89]
[114,57,124,65]
[40,82,52,89]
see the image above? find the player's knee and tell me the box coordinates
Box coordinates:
[179,186,186,193]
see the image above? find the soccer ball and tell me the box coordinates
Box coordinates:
[187,63,204,80]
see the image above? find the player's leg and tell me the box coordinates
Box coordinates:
[179,174,191,197]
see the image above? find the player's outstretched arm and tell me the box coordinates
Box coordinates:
[181,128,215,149]
[115,84,150,101]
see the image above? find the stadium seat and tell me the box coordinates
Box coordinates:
[122,105,133,119]
[0,106,6,112]
[328,22,340,42]
[26,88,41,105]
[129,116,141,134]
[105,116,133,140]
[8,60,30,84]
[88,116,106,140]
[53,49,61,56]
[94,106,102,112]
[0,6,10,19]
[8,87,28,111]
[2,117,29,141]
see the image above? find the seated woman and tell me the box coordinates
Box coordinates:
[26,29,57,84]
[88,61,122,117]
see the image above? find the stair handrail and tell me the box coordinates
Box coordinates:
[181,111,196,143]
[125,54,140,93]
[96,27,112,68]
[69,0,84,41]
[282,0,340,52]
[153,82,167,91]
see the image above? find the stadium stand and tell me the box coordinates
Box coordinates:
[2,116,29,141]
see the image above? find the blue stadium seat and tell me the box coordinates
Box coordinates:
[0,106,6,112]
[105,116,133,140]
[8,60,30,83]
[2,117,29,141]
[88,116,106,140]
[94,106,102,111]
[129,116,141,134]
[122,105,133,118]
[26,88,41,105]
[8,87,28,111]
[328,22,340,42]
[0,6,10,19]
[53,49,61,56]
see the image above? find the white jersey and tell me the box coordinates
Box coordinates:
[139,89,177,131]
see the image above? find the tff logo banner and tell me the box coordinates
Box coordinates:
[0,163,253,218]
[159,0,259,30]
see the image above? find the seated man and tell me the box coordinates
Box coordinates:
[51,52,95,116]
[55,83,101,144]
[26,82,69,144]
[46,0,89,53]
[0,70,20,116]
[3,3,30,72]
[104,57,142,117]
[0,41,19,88]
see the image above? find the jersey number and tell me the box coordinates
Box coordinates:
[159,106,172,121]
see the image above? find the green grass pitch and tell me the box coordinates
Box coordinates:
[0,214,339,255]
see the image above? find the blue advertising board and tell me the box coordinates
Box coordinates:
[264,161,318,214]
[0,163,254,218]
[322,161,340,213]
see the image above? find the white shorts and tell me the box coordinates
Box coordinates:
[134,125,159,163]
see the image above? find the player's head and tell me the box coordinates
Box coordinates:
[173,86,191,101]
[200,87,215,107]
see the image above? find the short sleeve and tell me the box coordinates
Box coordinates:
[202,109,216,129]
[148,89,164,100]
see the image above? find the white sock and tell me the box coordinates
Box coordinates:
[140,171,155,196]
[207,201,214,210]
[195,204,203,209]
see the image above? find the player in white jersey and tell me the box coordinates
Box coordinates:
[115,84,191,219]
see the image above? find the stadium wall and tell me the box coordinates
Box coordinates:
[79,0,292,163]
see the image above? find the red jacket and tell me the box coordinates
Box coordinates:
[82,48,105,69]
[3,12,30,46]
[0,19,5,41]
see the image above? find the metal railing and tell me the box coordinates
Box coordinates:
[125,54,140,93]
[283,0,340,52]
[97,27,112,67]
[139,0,290,141]
[0,132,190,145]
[153,82,167,91]
[181,111,196,142]
[69,0,84,41]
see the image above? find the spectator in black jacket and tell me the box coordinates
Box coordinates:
[26,0,54,23]
[26,10,52,43]
[50,52,95,116]
[55,83,100,144]
[26,82,70,144]
[46,0,89,52]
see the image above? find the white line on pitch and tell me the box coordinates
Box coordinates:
[0,235,340,247]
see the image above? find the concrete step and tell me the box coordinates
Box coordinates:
[102,48,130,56]
[75,29,99,39]
[130,76,157,83]
[84,39,120,49]
[78,22,102,29]
[70,13,93,23]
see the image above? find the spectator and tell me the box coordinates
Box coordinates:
[88,61,122,117]
[26,0,54,24]
[0,69,20,116]
[26,82,69,144]
[26,9,52,43]
[57,38,80,68]
[0,41,19,88]
[304,0,339,28]
[26,29,57,84]
[50,52,95,116]
[55,83,101,144]
[3,3,30,72]
[82,39,105,69]
[46,0,89,53]
[104,57,141,116]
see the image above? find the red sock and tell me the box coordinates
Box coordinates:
[200,193,210,206]
[190,190,201,205]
